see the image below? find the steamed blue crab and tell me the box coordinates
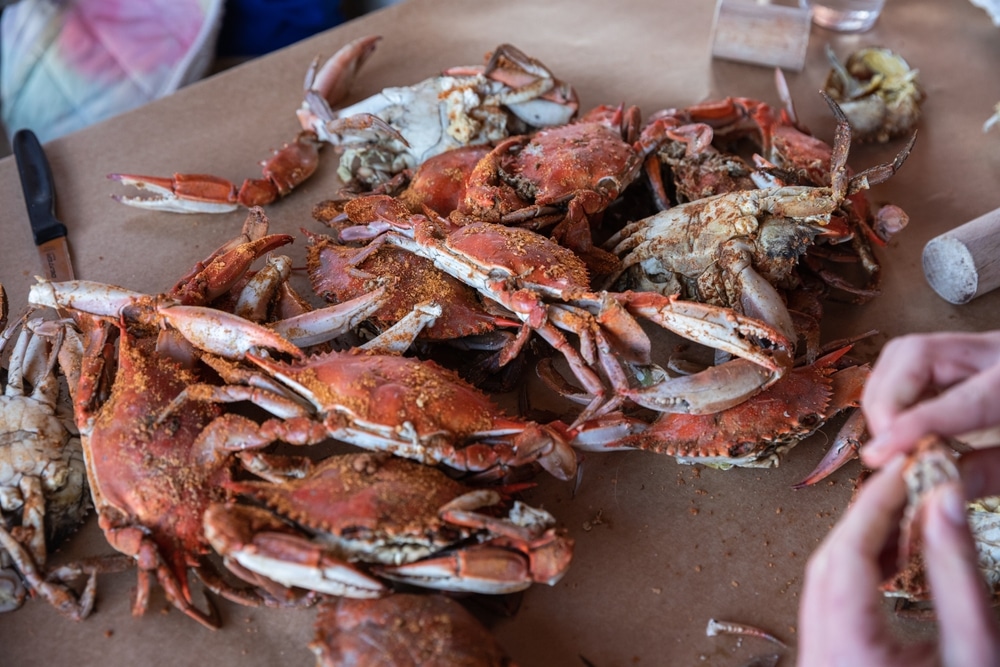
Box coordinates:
[110,36,580,212]
[0,307,93,619]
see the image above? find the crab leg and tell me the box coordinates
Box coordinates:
[793,362,870,487]
[301,36,381,125]
[233,254,294,322]
[357,301,442,354]
[30,233,294,323]
[377,543,550,594]
[161,286,428,357]
[0,524,96,621]
[108,173,242,214]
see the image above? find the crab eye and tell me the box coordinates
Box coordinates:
[596,176,620,195]
[800,413,820,428]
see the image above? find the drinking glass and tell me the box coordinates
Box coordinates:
[799,0,885,32]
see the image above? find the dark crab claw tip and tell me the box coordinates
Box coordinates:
[793,438,861,489]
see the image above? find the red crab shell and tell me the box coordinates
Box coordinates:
[227,453,471,554]
[307,233,501,340]
[457,105,644,275]
[311,594,515,667]
[397,145,493,217]
[78,325,234,626]
[437,222,592,295]
[461,105,638,216]
[251,350,526,443]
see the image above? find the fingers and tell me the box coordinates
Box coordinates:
[861,333,937,435]
[863,363,1000,467]
[862,331,1000,468]
[798,456,908,663]
[958,448,1000,500]
[921,481,1000,666]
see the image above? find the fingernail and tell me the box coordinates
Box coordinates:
[936,482,969,526]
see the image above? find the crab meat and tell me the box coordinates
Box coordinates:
[896,437,963,572]
[878,436,1000,608]
[203,452,573,596]
[110,37,579,213]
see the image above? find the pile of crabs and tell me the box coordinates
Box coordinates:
[1,36,962,664]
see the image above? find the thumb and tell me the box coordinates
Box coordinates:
[921,482,1000,666]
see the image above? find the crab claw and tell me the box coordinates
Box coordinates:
[616,291,793,414]
[204,504,387,599]
[110,132,323,213]
[479,43,579,127]
[793,408,866,488]
[509,423,579,481]
[302,35,382,116]
[109,173,240,213]
[620,291,793,374]
[297,36,408,148]
[377,543,550,594]
[158,305,304,361]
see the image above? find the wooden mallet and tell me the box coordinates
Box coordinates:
[922,207,1000,304]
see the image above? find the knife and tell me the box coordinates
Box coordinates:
[13,128,76,281]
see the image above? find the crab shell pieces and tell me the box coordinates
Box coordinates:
[823,46,925,144]
[896,436,962,570]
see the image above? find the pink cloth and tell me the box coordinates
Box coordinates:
[1,0,224,142]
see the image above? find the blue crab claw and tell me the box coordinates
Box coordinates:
[203,504,387,598]
[157,305,304,361]
[108,173,241,214]
[793,408,867,488]
[618,291,793,414]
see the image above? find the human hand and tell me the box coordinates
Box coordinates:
[797,453,1000,666]
[861,330,1000,468]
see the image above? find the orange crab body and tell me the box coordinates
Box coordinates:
[307,233,503,342]
[457,105,650,274]
[203,452,574,597]
[74,322,236,628]
[310,594,514,667]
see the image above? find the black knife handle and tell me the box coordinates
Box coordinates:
[13,128,67,245]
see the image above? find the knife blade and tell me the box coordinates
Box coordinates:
[13,128,76,281]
